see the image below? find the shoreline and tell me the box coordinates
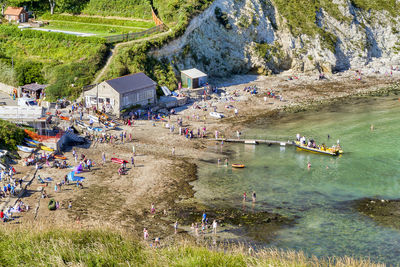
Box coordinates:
[3,70,400,251]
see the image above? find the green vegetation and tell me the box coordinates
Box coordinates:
[83,0,153,19]
[214,7,232,30]
[0,119,25,151]
[350,0,400,16]
[0,25,108,99]
[40,14,155,28]
[104,0,215,92]
[41,20,145,37]
[0,227,383,266]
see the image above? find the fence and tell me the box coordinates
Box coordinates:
[104,24,167,43]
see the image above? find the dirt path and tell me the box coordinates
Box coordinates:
[93,29,172,84]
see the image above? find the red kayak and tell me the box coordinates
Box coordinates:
[111,158,128,164]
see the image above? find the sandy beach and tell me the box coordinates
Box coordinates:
[3,68,400,244]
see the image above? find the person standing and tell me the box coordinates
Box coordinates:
[131,156,135,167]
[102,152,106,164]
[252,191,256,202]
[132,145,136,156]
[172,147,175,156]
[212,220,218,234]
[174,221,178,234]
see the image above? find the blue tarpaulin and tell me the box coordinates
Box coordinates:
[67,171,85,182]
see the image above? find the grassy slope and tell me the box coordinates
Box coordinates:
[82,0,153,19]
[0,25,108,99]
[0,228,383,266]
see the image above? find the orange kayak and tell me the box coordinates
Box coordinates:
[232,164,245,168]
[54,155,67,160]
[59,116,70,121]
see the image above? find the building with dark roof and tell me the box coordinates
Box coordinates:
[20,83,48,99]
[84,73,157,116]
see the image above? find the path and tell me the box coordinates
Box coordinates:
[93,29,172,85]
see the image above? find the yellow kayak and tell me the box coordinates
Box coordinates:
[41,145,54,152]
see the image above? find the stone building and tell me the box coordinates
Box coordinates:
[84,72,157,116]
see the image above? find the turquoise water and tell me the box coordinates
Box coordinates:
[194,97,400,264]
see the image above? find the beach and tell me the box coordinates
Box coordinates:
[3,67,400,244]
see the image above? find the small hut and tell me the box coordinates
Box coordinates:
[20,83,48,99]
[181,68,208,89]
[4,7,28,23]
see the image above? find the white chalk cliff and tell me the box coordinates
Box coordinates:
[152,0,400,76]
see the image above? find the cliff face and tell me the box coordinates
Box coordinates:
[152,0,400,77]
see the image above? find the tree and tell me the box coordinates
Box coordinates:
[49,0,55,14]
[0,0,7,15]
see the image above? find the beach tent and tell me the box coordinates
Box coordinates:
[67,171,85,182]
[73,164,83,174]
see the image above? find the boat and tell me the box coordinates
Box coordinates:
[17,145,35,153]
[232,164,245,168]
[87,126,104,132]
[40,145,54,152]
[111,158,128,164]
[210,112,224,119]
[75,120,88,129]
[59,116,70,121]
[24,142,38,148]
[25,138,40,144]
[54,155,67,160]
[294,141,342,156]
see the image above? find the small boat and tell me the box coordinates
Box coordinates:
[40,145,54,152]
[75,121,88,129]
[210,112,224,119]
[111,158,128,164]
[25,138,40,144]
[59,116,70,121]
[87,126,104,132]
[232,164,245,168]
[17,145,35,153]
[24,142,37,148]
[54,155,67,160]
[294,141,342,156]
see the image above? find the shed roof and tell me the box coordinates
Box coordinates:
[105,73,156,94]
[21,83,48,92]
[181,68,207,79]
[4,7,25,16]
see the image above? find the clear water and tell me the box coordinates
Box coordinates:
[194,97,400,264]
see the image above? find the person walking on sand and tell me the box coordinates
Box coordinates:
[151,203,155,214]
[172,147,175,156]
[132,145,136,156]
[212,220,218,234]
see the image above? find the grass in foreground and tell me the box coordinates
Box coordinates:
[0,227,384,266]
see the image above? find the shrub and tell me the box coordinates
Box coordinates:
[0,119,25,151]
[15,60,45,86]
[214,7,232,30]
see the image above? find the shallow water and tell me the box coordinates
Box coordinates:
[194,96,400,264]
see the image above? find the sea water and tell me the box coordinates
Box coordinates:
[194,96,400,264]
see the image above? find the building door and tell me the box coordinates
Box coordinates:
[187,78,192,89]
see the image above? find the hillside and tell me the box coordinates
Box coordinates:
[150,0,400,78]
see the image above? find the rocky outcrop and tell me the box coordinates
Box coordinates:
[152,0,400,77]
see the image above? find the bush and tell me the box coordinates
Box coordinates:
[214,7,232,30]
[15,60,45,86]
[0,119,25,151]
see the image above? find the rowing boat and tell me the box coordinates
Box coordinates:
[17,145,35,153]
[232,164,245,168]
[294,141,342,156]
[111,158,128,164]
[210,112,224,119]
[40,145,54,152]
